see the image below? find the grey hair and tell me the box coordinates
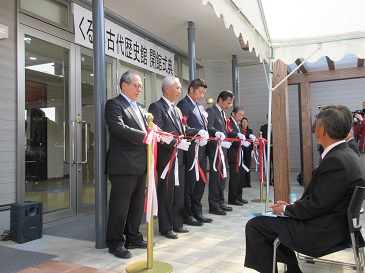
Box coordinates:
[161,76,178,93]
[316,105,352,140]
[119,70,138,89]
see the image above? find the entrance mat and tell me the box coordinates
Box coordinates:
[43,215,95,242]
[0,245,57,273]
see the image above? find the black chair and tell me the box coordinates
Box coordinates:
[272,186,365,273]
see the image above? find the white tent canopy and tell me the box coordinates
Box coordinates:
[202,0,365,64]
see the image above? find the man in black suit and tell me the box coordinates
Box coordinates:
[227,106,248,206]
[105,71,160,258]
[177,79,211,225]
[148,76,191,239]
[240,117,255,188]
[260,113,274,185]
[206,90,234,216]
[244,105,365,273]
[347,127,360,156]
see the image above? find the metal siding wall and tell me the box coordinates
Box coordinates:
[0,0,17,205]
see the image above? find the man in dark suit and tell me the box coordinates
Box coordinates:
[260,113,274,185]
[105,71,155,259]
[244,105,365,273]
[241,117,255,188]
[206,90,234,215]
[177,79,211,225]
[347,127,360,156]
[227,106,248,206]
[148,76,191,239]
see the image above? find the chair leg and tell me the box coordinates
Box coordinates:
[273,238,281,273]
[350,234,363,273]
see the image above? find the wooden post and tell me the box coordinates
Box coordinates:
[272,60,291,203]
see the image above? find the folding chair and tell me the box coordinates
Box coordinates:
[272,186,365,273]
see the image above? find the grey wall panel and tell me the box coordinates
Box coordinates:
[0,0,17,206]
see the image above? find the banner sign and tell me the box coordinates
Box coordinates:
[73,4,174,76]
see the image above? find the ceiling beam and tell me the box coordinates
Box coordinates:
[288,66,365,85]
[326,56,335,70]
[295,58,308,73]
[358,58,364,67]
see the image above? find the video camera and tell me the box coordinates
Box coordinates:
[352,109,365,126]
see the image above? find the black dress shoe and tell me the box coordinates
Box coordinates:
[195,214,213,223]
[242,185,247,188]
[229,200,243,206]
[219,203,233,211]
[209,208,226,215]
[247,185,252,188]
[183,216,204,226]
[125,240,148,249]
[162,230,178,239]
[239,198,248,204]
[109,245,132,259]
[173,227,189,233]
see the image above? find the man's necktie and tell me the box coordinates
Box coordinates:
[171,104,182,132]
[221,110,226,126]
[195,104,206,130]
[130,101,146,131]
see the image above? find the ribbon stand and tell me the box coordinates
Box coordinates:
[127,116,173,273]
[251,132,271,204]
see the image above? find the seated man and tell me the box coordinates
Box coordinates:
[244,105,365,273]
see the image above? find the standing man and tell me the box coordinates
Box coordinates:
[206,91,234,215]
[241,117,255,188]
[177,79,211,225]
[244,105,365,273]
[105,71,151,259]
[148,76,191,239]
[353,101,365,167]
[227,106,248,206]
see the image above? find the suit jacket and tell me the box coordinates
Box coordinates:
[176,95,207,134]
[206,104,234,158]
[347,138,360,156]
[242,127,254,161]
[227,116,242,163]
[282,142,365,257]
[148,98,187,168]
[105,94,148,175]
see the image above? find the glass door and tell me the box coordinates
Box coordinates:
[22,29,114,222]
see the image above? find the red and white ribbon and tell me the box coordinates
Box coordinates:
[188,137,207,183]
[160,145,179,186]
[213,140,227,178]
[143,128,159,223]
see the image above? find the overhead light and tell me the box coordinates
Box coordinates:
[90,73,94,77]
[0,24,8,40]
[206,98,214,104]
[29,56,37,60]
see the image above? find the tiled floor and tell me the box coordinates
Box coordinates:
[1,171,363,273]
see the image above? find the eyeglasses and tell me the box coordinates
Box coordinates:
[129,83,143,89]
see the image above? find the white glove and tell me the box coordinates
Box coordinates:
[161,135,173,144]
[242,141,251,147]
[237,133,246,140]
[251,150,254,157]
[215,131,226,141]
[249,134,256,141]
[195,139,208,147]
[221,141,232,149]
[198,130,209,141]
[178,139,191,151]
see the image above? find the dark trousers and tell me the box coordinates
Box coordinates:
[156,163,185,234]
[183,144,207,218]
[228,161,241,203]
[241,148,252,187]
[244,217,299,273]
[106,173,146,245]
[208,156,226,210]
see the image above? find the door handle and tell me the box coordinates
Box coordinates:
[76,120,88,164]
[63,120,76,164]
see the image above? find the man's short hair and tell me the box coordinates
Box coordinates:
[119,70,137,89]
[188,79,208,93]
[161,76,177,92]
[217,90,234,103]
[231,106,244,115]
[316,105,352,140]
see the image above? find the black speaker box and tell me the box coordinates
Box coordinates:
[10,201,43,244]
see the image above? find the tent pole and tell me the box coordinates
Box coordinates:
[265,58,273,212]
